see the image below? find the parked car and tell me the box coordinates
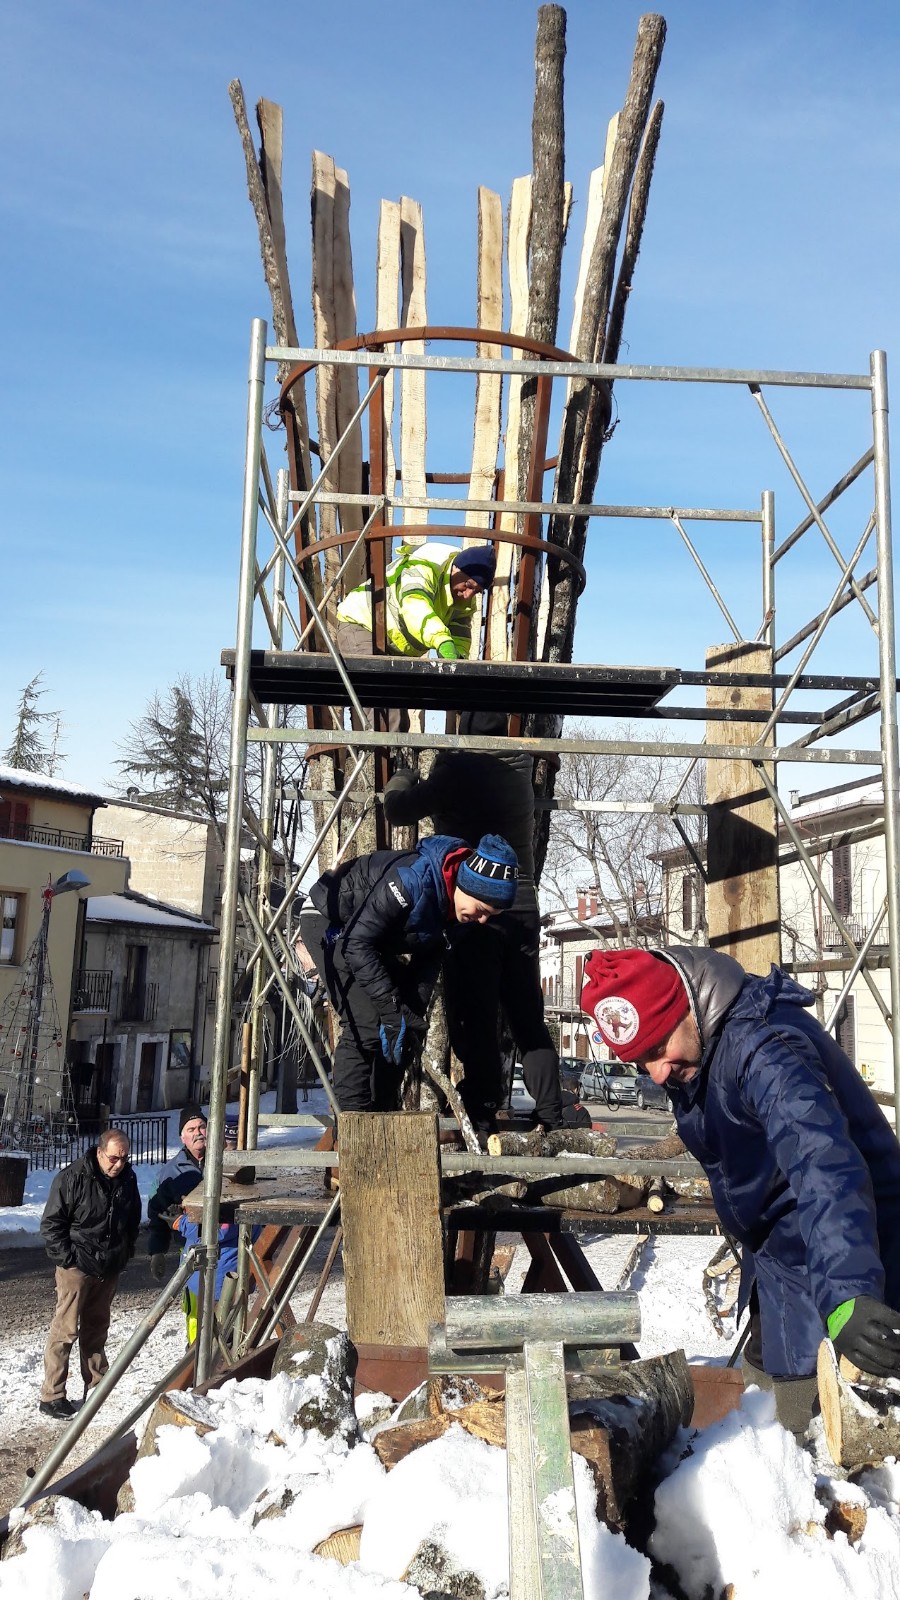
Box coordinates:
[633,1074,670,1112]
[578,1060,641,1107]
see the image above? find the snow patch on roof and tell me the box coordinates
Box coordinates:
[86,891,214,932]
[0,764,104,804]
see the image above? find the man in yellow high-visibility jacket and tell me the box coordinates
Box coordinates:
[336,541,496,662]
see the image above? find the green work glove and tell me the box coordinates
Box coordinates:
[828,1295,900,1378]
[437,640,461,660]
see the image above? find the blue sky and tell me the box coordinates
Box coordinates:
[1,0,898,792]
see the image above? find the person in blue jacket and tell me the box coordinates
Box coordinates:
[300,833,518,1112]
[147,1104,240,1343]
[581,944,900,1432]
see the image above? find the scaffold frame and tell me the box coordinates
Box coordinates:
[195,318,898,1382]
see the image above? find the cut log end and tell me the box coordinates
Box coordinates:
[817,1337,900,1470]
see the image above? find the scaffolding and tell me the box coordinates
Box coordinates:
[195,320,898,1381]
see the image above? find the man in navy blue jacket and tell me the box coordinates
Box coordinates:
[582,945,900,1429]
[301,833,518,1112]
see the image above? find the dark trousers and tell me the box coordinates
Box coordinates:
[301,908,435,1112]
[444,899,562,1129]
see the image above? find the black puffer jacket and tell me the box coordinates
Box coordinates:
[40,1150,141,1279]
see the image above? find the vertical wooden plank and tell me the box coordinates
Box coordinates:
[466,187,504,538]
[376,199,401,546]
[399,196,427,542]
[506,1366,542,1600]
[311,152,365,598]
[331,163,366,592]
[524,1339,584,1600]
[706,642,781,972]
[311,150,344,601]
[491,176,532,661]
[339,1112,445,1346]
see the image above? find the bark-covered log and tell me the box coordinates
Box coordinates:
[530,15,667,877]
[542,1128,617,1158]
[272,1321,360,1443]
[534,1175,645,1214]
[817,1338,900,1469]
[403,1540,486,1598]
[602,98,664,364]
[566,1351,693,1528]
[487,1130,545,1158]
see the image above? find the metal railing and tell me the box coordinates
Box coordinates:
[26,1113,168,1170]
[821,915,879,950]
[118,981,159,1023]
[0,820,124,857]
[72,969,113,1012]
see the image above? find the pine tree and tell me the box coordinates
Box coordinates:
[4,674,63,774]
[117,675,230,824]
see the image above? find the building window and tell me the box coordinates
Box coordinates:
[0,893,23,963]
[0,799,29,840]
[832,841,852,919]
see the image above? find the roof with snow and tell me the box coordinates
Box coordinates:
[86,889,215,934]
[0,764,106,807]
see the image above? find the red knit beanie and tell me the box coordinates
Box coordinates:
[581,949,689,1060]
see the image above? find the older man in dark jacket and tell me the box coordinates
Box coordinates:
[581,945,900,1431]
[39,1128,141,1419]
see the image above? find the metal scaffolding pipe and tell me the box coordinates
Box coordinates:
[870,351,900,1132]
[197,317,268,1386]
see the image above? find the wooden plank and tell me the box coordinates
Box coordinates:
[506,1365,542,1600]
[706,642,781,971]
[311,152,365,596]
[399,196,427,540]
[465,185,503,557]
[339,1111,445,1346]
[491,176,533,660]
[524,1339,584,1600]
[444,1290,640,1349]
[376,199,401,546]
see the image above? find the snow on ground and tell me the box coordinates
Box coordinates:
[2,1095,899,1596]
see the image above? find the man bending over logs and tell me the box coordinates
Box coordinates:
[581,945,900,1434]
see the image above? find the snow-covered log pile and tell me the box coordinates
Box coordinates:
[3,1323,900,1599]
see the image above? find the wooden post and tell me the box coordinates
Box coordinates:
[706,642,781,972]
[339,1111,445,1347]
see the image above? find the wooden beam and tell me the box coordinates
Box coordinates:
[376,199,401,545]
[339,1111,445,1347]
[399,196,428,541]
[491,176,532,661]
[706,641,781,970]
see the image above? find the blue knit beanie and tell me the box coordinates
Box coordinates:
[456,833,518,909]
[452,544,497,588]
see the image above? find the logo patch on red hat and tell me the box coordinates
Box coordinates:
[593,996,639,1046]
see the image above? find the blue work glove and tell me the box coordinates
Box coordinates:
[379,1010,407,1066]
[437,640,462,660]
[829,1295,900,1378]
[379,1006,427,1066]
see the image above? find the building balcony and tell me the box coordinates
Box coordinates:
[821,915,879,950]
[0,820,124,858]
[118,981,159,1024]
[72,969,113,1013]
